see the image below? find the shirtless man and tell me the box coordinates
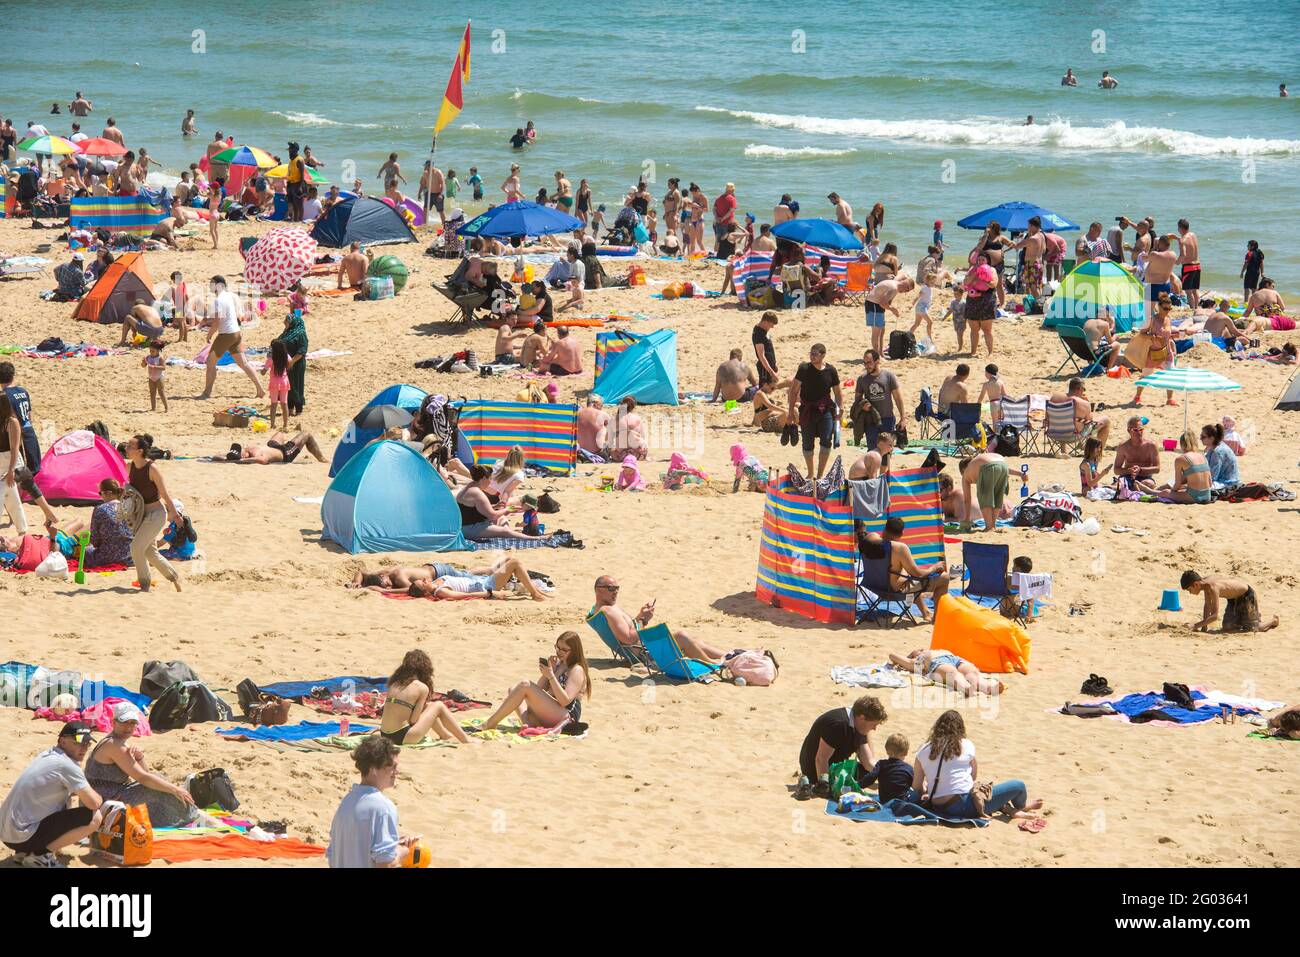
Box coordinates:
[577,396,610,454]
[1099,70,1119,89]
[712,349,757,403]
[1083,311,1119,369]
[349,556,548,602]
[425,164,445,225]
[773,194,796,225]
[1144,235,1179,303]
[149,216,181,249]
[97,117,123,146]
[1169,219,1201,313]
[1112,416,1160,487]
[501,164,522,203]
[205,131,226,163]
[377,152,405,191]
[542,326,583,376]
[858,519,950,622]
[864,275,915,355]
[959,450,1009,534]
[828,191,858,232]
[116,300,166,346]
[848,429,894,480]
[1180,570,1279,633]
[68,92,93,117]
[227,431,325,464]
[519,321,551,371]
[337,242,369,289]
[1008,215,1046,299]
[1050,377,1110,447]
[937,363,970,414]
[591,575,726,663]
[181,109,197,136]
[1061,69,1078,86]
[1203,300,1244,346]
[492,323,529,364]
[750,223,777,253]
[114,152,141,195]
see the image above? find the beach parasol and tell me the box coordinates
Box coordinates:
[17,134,78,156]
[76,137,128,157]
[264,162,329,185]
[242,227,318,291]
[1133,365,1241,429]
[353,405,413,431]
[211,145,277,169]
[1043,259,1145,332]
[957,201,1079,232]
[456,200,581,238]
[771,217,863,250]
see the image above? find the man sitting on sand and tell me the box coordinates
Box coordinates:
[1113,416,1160,489]
[858,518,950,622]
[116,299,166,346]
[848,429,894,480]
[327,736,416,869]
[1180,570,1280,633]
[0,721,105,869]
[542,326,583,376]
[577,395,610,456]
[338,242,369,290]
[224,431,325,464]
[712,349,758,403]
[590,575,733,664]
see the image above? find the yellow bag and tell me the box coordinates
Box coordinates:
[516,383,546,403]
[94,801,153,866]
[662,281,684,300]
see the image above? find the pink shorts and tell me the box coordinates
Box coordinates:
[268,383,289,403]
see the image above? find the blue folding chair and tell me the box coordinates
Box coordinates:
[638,625,723,683]
[585,607,652,669]
[946,402,983,441]
[855,547,921,628]
[914,387,946,440]
[960,541,1027,626]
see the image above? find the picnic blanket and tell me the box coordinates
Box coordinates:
[9,342,126,359]
[215,720,374,742]
[256,676,387,701]
[302,690,489,719]
[1059,687,1272,726]
[152,835,325,863]
[824,796,989,827]
[469,532,576,550]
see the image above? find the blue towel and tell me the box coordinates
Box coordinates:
[824,795,989,827]
[215,720,374,742]
[256,676,387,701]
[1107,690,1254,724]
[80,680,151,711]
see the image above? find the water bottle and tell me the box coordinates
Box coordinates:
[338,717,349,737]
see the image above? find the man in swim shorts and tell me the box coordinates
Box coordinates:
[1180,570,1279,633]
[1170,218,1201,313]
[1143,235,1178,303]
[959,450,1009,533]
[227,431,325,464]
[712,348,758,403]
[407,554,549,601]
[116,300,166,346]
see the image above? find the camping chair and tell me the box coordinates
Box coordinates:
[432,282,490,324]
[960,541,1026,626]
[856,549,921,628]
[1053,324,1113,378]
[841,260,872,307]
[638,625,723,683]
[585,607,652,670]
[914,387,946,440]
[998,395,1039,456]
[946,402,983,442]
[1042,400,1086,457]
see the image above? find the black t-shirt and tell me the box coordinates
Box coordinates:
[534,290,553,322]
[795,361,839,407]
[1244,248,1264,278]
[751,325,776,378]
[510,133,528,149]
[860,756,913,803]
[807,707,865,765]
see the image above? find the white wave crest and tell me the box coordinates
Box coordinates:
[270,110,381,129]
[744,143,855,157]
[701,108,1300,157]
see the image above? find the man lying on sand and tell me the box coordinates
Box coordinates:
[348,557,549,601]
[224,431,324,464]
[1180,570,1280,633]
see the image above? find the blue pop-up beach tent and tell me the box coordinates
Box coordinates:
[592,328,679,406]
[321,441,467,554]
[330,384,428,477]
[311,196,416,248]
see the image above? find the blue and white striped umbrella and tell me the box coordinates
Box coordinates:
[1134,366,1240,428]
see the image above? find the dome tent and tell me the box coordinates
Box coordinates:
[25,430,127,506]
[329,384,428,477]
[310,196,416,249]
[1043,259,1144,333]
[321,441,466,554]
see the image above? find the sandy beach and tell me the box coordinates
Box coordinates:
[1,212,1297,869]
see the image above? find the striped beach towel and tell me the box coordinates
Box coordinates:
[69,195,166,237]
[457,400,579,475]
[733,245,855,303]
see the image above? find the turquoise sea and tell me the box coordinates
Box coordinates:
[9,0,1300,288]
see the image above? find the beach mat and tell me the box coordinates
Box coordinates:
[215,719,373,742]
[1248,732,1298,743]
[151,835,325,863]
[824,796,989,827]
[308,285,360,297]
[257,676,387,700]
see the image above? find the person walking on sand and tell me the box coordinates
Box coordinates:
[196,276,264,400]
[1180,570,1280,633]
[122,434,183,593]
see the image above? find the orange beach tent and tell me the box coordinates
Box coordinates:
[72,251,155,324]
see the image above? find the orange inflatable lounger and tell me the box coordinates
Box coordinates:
[929,594,1031,675]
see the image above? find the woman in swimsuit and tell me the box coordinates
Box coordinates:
[1241,279,1292,333]
[1132,292,1177,406]
[1156,430,1213,504]
[686,183,708,257]
[471,632,590,732]
[553,170,573,211]
[379,650,472,745]
[888,649,1004,697]
[864,203,885,258]
[751,378,792,432]
[574,179,592,226]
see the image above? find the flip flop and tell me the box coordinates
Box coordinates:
[1018,817,1047,833]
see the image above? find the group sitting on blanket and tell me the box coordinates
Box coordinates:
[347,555,550,602]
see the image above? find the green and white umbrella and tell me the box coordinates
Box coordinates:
[1134,365,1241,429]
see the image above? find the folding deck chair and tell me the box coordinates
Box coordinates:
[855,549,921,628]
[914,387,946,440]
[959,541,1027,626]
[841,260,872,307]
[638,626,723,683]
[1042,400,1087,457]
[997,395,1040,456]
[432,282,490,323]
[585,607,652,670]
[946,402,983,442]
[1053,324,1113,378]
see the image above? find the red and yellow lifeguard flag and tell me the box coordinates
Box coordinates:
[434,21,471,135]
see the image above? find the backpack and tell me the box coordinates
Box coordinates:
[148,680,233,731]
[538,491,561,514]
[186,768,240,812]
[994,424,1021,457]
[1011,503,1076,529]
[723,649,778,686]
[888,330,916,360]
[235,678,290,726]
[140,660,201,700]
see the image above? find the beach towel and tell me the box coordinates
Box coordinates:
[848,477,889,519]
[69,195,166,238]
[824,796,989,827]
[33,696,153,735]
[1247,732,1299,743]
[829,664,909,689]
[469,532,575,550]
[215,719,374,742]
[1097,689,1260,725]
[257,676,387,700]
[151,835,325,863]
[461,718,587,741]
[307,285,361,297]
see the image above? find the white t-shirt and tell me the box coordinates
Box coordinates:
[69,131,88,143]
[914,737,976,801]
[0,747,88,843]
[302,198,322,220]
[568,258,586,287]
[212,290,241,335]
[27,124,49,138]
[327,784,399,868]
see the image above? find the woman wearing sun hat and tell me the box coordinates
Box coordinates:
[84,702,198,827]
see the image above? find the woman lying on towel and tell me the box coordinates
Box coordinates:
[888,649,1004,697]
[469,632,590,733]
[455,465,538,541]
[380,650,472,745]
[85,702,199,828]
[910,710,1044,823]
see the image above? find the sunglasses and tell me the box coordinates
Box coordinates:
[599,584,620,592]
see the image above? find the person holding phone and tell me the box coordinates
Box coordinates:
[590,576,734,664]
[470,632,591,732]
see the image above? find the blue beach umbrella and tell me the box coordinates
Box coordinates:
[957,202,1079,232]
[456,201,582,238]
[771,217,863,250]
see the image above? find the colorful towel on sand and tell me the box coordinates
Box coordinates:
[151,835,324,863]
[0,661,150,711]
[469,533,571,550]
[5,559,130,575]
[1078,689,1262,726]
[307,734,456,751]
[69,195,166,238]
[33,697,152,735]
[215,720,374,742]
[256,676,387,700]
[461,717,586,740]
[824,796,989,827]
[830,665,909,689]
[301,690,489,719]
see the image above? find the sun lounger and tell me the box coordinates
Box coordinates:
[637,625,723,683]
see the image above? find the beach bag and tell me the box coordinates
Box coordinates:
[236,678,291,726]
[828,758,861,799]
[34,551,69,580]
[888,330,916,361]
[723,649,778,686]
[187,768,240,812]
[538,491,561,514]
[140,660,201,700]
[148,680,233,731]
[366,275,394,301]
[27,668,82,709]
[118,485,147,535]
[94,801,153,866]
[994,424,1021,457]
[744,278,775,309]
[661,281,685,300]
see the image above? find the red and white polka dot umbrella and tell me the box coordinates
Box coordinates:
[243,227,318,292]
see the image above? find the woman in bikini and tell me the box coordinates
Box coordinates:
[471,632,590,732]
[1156,430,1212,504]
[751,378,792,432]
[888,649,1004,697]
[1132,292,1177,406]
[1240,279,1293,334]
[379,650,472,745]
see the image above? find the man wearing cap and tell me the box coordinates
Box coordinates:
[0,722,104,867]
[712,182,738,254]
[53,252,89,301]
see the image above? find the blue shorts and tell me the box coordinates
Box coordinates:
[1147,281,1171,301]
[462,521,494,541]
[865,302,885,328]
[925,652,965,675]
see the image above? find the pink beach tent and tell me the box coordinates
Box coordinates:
[28,431,128,506]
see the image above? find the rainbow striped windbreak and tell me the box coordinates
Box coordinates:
[755,467,945,625]
[732,245,855,303]
[457,400,578,475]
[69,195,166,237]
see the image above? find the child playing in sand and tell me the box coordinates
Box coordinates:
[859,733,914,803]
[262,339,291,429]
[1079,437,1112,495]
[614,455,646,491]
[976,363,1006,428]
[143,340,167,412]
